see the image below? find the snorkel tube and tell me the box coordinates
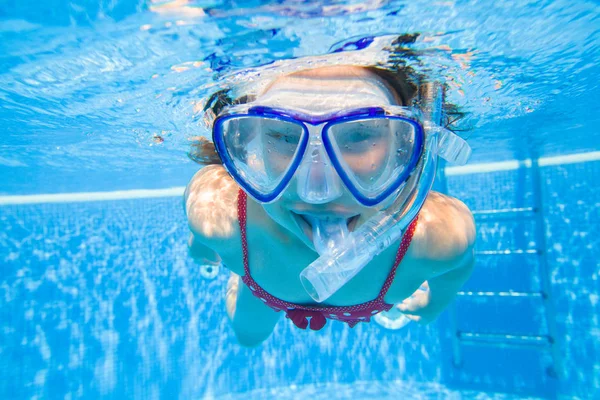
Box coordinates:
[300,83,471,303]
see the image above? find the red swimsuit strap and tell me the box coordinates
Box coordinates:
[237,190,251,276]
[376,215,418,301]
[236,189,418,306]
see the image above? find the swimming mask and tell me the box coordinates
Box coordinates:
[212,104,443,207]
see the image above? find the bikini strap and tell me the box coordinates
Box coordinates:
[376,216,419,301]
[237,189,251,276]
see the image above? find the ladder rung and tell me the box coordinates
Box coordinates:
[476,249,541,256]
[457,332,552,350]
[472,207,536,217]
[457,291,542,298]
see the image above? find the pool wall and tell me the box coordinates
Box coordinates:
[443,159,599,398]
[0,159,598,399]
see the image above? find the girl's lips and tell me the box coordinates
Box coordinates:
[291,211,360,242]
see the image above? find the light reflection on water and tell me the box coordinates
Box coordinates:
[1,0,599,194]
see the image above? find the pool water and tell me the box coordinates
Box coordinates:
[0,1,598,399]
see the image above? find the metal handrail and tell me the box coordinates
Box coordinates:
[457,331,552,350]
[442,159,561,379]
[456,291,543,298]
[475,249,541,255]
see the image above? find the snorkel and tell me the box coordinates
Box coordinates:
[300,83,471,302]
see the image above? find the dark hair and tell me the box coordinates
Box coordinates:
[365,66,418,106]
[187,92,251,165]
[187,136,221,165]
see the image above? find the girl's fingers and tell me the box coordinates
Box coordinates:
[398,283,431,313]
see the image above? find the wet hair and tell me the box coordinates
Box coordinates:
[365,66,418,106]
[188,136,222,165]
[187,91,249,165]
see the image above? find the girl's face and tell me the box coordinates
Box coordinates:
[257,66,403,249]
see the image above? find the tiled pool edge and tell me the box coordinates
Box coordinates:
[1,151,598,206]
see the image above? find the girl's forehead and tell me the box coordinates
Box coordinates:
[256,73,398,113]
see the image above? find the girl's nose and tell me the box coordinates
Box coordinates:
[296,145,343,204]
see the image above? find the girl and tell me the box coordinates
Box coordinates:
[185,60,475,347]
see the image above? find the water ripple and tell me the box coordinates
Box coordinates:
[0,0,598,193]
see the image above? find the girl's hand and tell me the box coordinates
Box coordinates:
[398,281,432,323]
[399,247,475,324]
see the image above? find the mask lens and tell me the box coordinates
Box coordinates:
[326,117,419,199]
[217,116,304,197]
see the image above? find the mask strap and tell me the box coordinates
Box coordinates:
[433,125,472,165]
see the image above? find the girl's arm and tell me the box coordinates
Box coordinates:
[398,191,476,323]
[184,165,244,275]
[186,166,280,345]
[228,277,281,347]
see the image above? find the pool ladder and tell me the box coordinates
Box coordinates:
[441,159,562,379]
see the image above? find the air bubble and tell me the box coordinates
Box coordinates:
[200,262,220,280]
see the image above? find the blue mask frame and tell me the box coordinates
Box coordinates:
[213,105,425,206]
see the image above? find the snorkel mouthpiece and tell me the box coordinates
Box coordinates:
[305,216,349,256]
[300,215,354,302]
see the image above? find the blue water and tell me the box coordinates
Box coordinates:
[1,1,599,399]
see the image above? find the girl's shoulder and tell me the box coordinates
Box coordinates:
[185,165,289,276]
[410,191,476,264]
[185,165,241,246]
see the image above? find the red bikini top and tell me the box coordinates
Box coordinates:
[237,189,418,331]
